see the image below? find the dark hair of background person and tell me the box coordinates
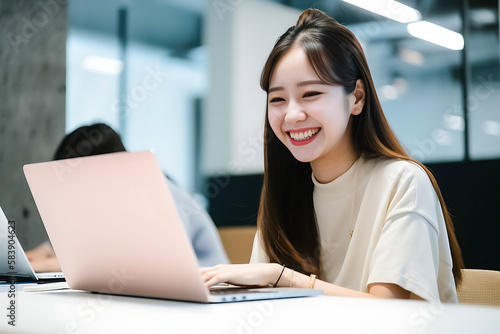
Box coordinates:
[257,9,464,285]
[53,123,126,160]
[54,123,178,185]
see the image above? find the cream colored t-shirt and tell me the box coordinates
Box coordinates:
[250,156,458,303]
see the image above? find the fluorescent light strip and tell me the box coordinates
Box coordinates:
[82,55,123,75]
[407,21,464,50]
[343,0,421,23]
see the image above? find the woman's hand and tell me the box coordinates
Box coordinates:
[25,241,56,262]
[25,242,61,272]
[200,263,282,288]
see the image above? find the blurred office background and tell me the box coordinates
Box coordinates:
[0,0,499,269]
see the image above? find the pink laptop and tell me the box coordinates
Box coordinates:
[23,151,321,303]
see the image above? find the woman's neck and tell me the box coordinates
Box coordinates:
[310,147,358,184]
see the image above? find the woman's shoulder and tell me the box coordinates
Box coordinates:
[361,155,442,226]
[361,155,432,188]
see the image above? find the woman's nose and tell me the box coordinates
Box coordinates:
[284,102,306,123]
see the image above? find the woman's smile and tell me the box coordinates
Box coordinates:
[287,128,321,146]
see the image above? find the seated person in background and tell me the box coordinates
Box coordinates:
[26,123,229,270]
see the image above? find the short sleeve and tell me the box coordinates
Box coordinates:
[367,165,444,303]
[249,231,269,263]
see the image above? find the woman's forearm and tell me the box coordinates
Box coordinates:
[277,267,409,299]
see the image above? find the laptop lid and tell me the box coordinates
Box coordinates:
[0,206,63,281]
[23,151,211,302]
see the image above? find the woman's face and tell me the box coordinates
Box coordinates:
[267,45,358,166]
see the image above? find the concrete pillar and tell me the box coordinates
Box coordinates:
[0,0,67,249]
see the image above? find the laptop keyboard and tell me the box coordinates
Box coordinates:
[210,288,267,295]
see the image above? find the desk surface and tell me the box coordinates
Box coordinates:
[1,289,500,333]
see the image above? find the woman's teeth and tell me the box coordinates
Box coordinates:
[290,129,319,141]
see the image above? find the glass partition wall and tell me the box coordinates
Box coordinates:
[66,0,206,191]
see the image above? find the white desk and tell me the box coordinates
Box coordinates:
[1,289,499,333]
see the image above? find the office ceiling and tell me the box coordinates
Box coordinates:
[69,0,498,74]
[69,0,202,49]
[70,0,498,48]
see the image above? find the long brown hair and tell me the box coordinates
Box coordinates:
[258,9,463,285]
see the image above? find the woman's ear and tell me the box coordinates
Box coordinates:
[351,79,365,116]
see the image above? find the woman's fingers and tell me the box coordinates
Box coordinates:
[200,263,280,287]
[204,274,225,287]
[201,266,228,287]
[200,265,220,275]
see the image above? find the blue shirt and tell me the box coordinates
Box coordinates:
[166,179,229,267]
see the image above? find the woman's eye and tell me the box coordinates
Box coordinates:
[269,97,285,103]
[303,92,321,98]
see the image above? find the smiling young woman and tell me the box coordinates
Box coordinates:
[201,8,464,303]
[266,44,363,182]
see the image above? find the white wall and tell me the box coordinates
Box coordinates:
[203,0,300,176]
[66,29,206,190]
[66,29,121,131]
[125,42,206,188]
